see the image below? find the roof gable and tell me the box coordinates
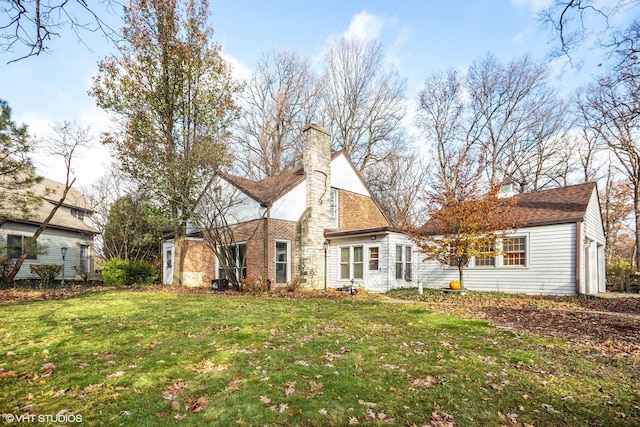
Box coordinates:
[218,165,306,207]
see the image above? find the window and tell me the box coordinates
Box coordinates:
[503,236,526,266]
[166,249,172,268]
[275,241,289,283]
[353,246,363,279]
[395,245,403,279]
[340,248,349,279]
[368,247,379,271]
[339,246,364,280]
[395,245,413,281]
[405,246,413,281]
[70,208,85,220]
[218,243,247,280]
[7,235,37,260]
[475,241,496,267]
[330,189,338,220]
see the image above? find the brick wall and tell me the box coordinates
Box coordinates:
[180,238,217,287]
[179,218,298,287]
[338,190,389,231]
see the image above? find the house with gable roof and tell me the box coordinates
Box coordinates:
[417,181,606,296]
[1,177,97,280]
[163,124,606,296]
[162,124,416,291]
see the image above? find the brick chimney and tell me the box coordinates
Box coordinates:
[298,124,331,288]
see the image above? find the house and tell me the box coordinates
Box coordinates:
[162,124,417,292]
[162,125,605,296]
[0,178,97,280]
[417,181,606,296]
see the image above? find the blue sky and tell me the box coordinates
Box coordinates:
[0,0,601,187]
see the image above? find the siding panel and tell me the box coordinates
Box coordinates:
[417,224,577,295]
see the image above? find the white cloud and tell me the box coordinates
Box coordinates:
[221,52,252,82]
[345,11,383,41]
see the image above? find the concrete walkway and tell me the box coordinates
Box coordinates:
[597,292,640,298]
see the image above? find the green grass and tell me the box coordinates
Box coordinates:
[1,290,639,426]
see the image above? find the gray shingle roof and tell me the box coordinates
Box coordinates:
[1,177,97,233]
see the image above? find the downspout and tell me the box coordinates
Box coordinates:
[575,221,582,295]
[265,207,271,291]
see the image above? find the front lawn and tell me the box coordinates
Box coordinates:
[1,290,638,426]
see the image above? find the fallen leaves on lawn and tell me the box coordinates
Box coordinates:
[106,371,125,379]
[194,359,228,375]
[430,409,456,426]
[285,381,296,397]
[411,375,443,389]
[40,363,55,377]
[162,382,186,400]
[226,378,242,393]
[187,395,209,413]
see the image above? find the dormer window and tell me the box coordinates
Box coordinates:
[70,208,84,220]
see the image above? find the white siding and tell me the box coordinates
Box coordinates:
[386,232,416,291]
[0,223,91,280]
[582,188,606,294]
[418,224,577,295]
[326,232,415,293]
[583,189,605,243]
[198,177,265,226]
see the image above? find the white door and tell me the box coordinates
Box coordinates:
[163,242,174,285]
[366,246,383,292]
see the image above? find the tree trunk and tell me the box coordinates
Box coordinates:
[171,229,185,286]
[635,185,640,273]
[458,264,465,289]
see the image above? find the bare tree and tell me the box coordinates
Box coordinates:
[1,0,121,63]
[417,54,572,191]
[233,49,323,179]
[540,0,640,72]
[579,70,640,269]
[365,150,430,228]
[82,165,133,260]
[4,121,91,283]
[416,68,468,189]
[321,37,408,175]
[466,53,571,186]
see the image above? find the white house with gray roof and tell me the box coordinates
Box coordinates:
[0,178,97,281]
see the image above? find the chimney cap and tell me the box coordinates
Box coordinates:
[303,123,330,136]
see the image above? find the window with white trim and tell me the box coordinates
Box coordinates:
[275,241,290,283]
[330,189,338,220]
[503,236,526,266]
[218,243,247,280]
[475,241,496,267]
[395,245,413,281]
[339,246,364,280]
[368,247,379,271]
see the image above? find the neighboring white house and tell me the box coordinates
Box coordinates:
[417,182,606,296]
[0,178,97,280]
